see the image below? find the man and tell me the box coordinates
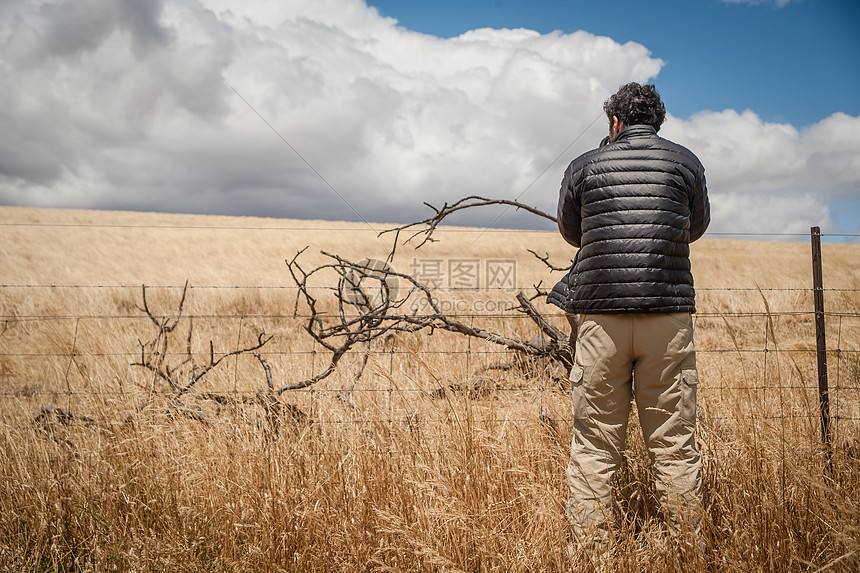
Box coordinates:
[557,82,710,541]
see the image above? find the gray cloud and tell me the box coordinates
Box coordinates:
[1,0,858,241]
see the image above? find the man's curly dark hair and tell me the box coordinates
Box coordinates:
[603,82,666,132]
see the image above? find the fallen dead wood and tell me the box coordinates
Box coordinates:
[285,246,573,395]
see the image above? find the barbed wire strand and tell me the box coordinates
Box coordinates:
[2,220,858,239]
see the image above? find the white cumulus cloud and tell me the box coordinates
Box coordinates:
[662,110,860,236]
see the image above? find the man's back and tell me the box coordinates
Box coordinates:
[557,124,710,314]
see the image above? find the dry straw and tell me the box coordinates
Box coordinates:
[1,206,859,571]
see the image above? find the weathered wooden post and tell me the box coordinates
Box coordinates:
[810,227,832,455]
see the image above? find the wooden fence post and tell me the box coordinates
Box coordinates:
[811,227,832,454]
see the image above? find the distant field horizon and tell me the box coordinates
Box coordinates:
[2,204,858,291]
[1,202,852,244]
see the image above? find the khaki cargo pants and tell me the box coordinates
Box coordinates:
[566,312,702,538]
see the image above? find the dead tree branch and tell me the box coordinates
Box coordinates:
[130,282,280,424]
[284,248,572,393]
[280,194,583,393]
[515,292,567,344]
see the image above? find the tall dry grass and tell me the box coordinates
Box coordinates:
[1,206,860,572]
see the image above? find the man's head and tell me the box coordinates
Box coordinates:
[603,83,666,136]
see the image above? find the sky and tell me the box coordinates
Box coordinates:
[1,0,859,242]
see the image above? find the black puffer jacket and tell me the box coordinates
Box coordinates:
[557,124,710,314]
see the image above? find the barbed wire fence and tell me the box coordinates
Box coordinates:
[1,223,859,465]
[2,298,858,427]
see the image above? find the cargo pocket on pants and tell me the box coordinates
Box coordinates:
[679,368,699,424]
[569,363,584,386]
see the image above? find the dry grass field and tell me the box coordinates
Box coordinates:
[1,205,859,572]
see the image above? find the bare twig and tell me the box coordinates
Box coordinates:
[379,196,556,250]
[253,351,274,392]
[527,249,572,272]
[178,332,272,395]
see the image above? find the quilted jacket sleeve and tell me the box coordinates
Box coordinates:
[688,164,710,242]
[557,160,583,248]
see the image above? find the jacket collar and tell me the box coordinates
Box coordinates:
[613,124,657,142]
